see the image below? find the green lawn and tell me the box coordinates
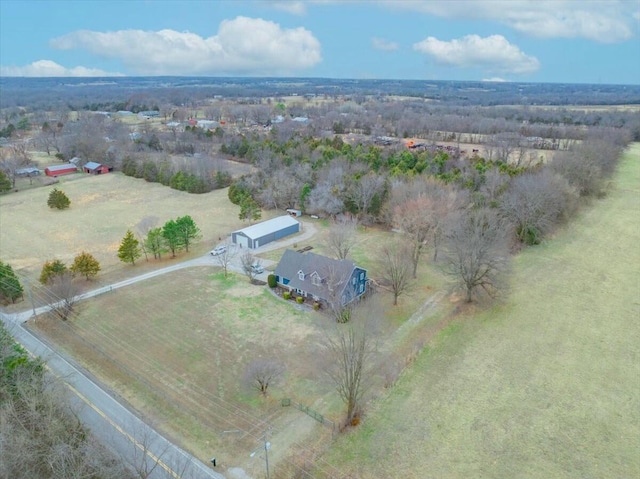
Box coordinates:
[326,144,640,478]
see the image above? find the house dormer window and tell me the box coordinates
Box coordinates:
[312,273,322,286]
[298,270,305,281]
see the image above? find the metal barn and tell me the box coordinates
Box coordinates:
[231,215,300,249]
[44,164,78,177]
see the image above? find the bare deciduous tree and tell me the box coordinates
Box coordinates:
[49,272,79,320]
[441,208,511,303]
[500,168,576,245]
[325,216,358,260]
[243,359,285,397]
[214,243,236,278]
[324,298,379,426]
[240,251,261,283]
[379,242,413,306]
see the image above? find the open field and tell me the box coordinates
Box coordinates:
[326,144,640,478]
[23,208,452,476]
[0,172,251,283]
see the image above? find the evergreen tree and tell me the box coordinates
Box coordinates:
[0,170,11,193]
[0,261,24,303]
[162,219,183,257]
[117,230,141,265]
[70,251,101,280]
[47,188,70,209]
[175,215,201,253]
[145,227,167,259]
[239,196,261,222]
[39,259,67,284]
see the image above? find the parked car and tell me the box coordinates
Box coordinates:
[210,245,227,256]
[251,263,264,274]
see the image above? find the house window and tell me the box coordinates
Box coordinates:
[359,284,364,293]
[360,272,364,280]
[312,275,321,286]
[352,277,356,285]
[298,270,305,281]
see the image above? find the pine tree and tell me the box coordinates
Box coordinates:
[145,227,167,259]
[70,251,101,280]
[0,261,24,303]
[117,230,141,265]
[47,188,70,209]
[175,215,201,253]
[162,219,183,257]
[39,259,67,284]
[239,196,261,222]
[0,170,11,193]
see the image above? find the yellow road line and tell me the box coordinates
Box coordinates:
[26,347,185,479]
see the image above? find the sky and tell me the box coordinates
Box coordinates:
[0,0,639,84]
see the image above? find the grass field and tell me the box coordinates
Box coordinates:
[0,172,249,282]
[326,144,640,478]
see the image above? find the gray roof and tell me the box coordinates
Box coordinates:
[84,161,102,170]
[234,215,299,240]
[274,250,357,301]
[46,163,77,172]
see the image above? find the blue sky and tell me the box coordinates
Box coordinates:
[1,0,639,84]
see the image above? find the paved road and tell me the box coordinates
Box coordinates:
[1,221,320,478]
[0,311,226,479]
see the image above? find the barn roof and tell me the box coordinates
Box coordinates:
[233,215,299,240]
[84,161,102,170]
[46,163,77,172]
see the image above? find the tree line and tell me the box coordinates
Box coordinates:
[118,215,202,265]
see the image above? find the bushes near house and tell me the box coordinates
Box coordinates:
[283,291,291,300]
[296,296,304,304]
[267,274,277,288]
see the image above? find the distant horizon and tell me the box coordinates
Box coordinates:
[1,1,638,84]
[2,75,639,88]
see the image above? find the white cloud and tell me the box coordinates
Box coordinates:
[50,16,322,75]
[380,0,636,43]
[371,37,399,51]
[0,60,122,77]
[482,77,507,82]
[413,34,539,74]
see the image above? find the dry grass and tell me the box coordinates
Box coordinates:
[0,172,246,283]
[326,144,640,478]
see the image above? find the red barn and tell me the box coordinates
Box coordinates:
[83,162,110,174]
[44,164,78,177]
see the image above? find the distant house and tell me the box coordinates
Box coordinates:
[44,164,78,177]
[274,250,367,306]
[231,215,300,249]
[16,167,40,177]
[83,162,110,174]
[69,157,82,165]
[137,111,160,119]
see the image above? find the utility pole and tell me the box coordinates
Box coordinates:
[250,427,272,479]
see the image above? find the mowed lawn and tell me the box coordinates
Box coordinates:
[0,172,247,281]
[29,268,335,472]
[327,144,640,478]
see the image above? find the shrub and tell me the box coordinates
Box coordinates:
[313,302,320,311]
[47,188,70,210]
[283,291,291,300]
[267,274,277,288]
[296,296,304,304]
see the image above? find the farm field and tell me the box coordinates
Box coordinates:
[326,144,640,478]
[0,172,249,283]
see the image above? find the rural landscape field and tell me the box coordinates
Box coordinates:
[1,71,639,479]
[327,144,640,479]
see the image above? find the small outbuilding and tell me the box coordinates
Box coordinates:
[231,215,300,249]
[83,162,110,174]
[44,164,78,177]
